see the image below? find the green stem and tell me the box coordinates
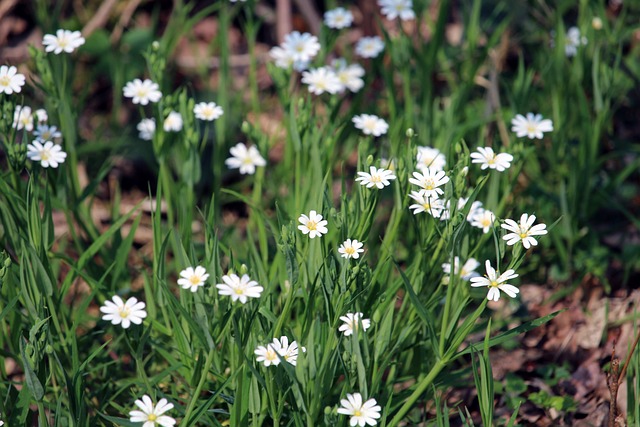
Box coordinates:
[183,347,216,424]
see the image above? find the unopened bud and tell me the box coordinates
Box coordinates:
[406,128,415,138]
[592,17,603,30]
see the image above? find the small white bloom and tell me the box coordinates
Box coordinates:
[0,65,26,95]
[416,146,446,171]
[99,295,147,329]
[177,266,209,292]
[470,147,513,172]
[352,114,388,137]
[408,167,450,199]
[501,213,548,249]
[33,125,62,142]
[163,111,182,132]
[137,118,156,141]
[338,239,365,260]
[129,394,176,427]
[378,0,415,21]
[511,113,553,139]
[355,36,385,59]
[470,209,496,233]
[225,142,267,175]
[338,312,371,336]
[408,191,445,217]
[194,102,224,121]
[254,340,282,367]
[337,393,382,427]
[564,26,587,57]
[332,59,365,93]
[470,260,519,302]
[27,141,67,168]
[442,257,480,284]
[269,46,310,71]
[282,31,321,63]
[216,273,264,304]
[355,166,396,189]
[34,109,48,124]
[301,67,342,95]
[278,336,305,366]
[42,29,85,54]
[123,79,162,105]
[13,105,33,131]
[297,210,328,239]
[324,7,354,29]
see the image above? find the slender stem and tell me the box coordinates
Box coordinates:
[183,347,216,424]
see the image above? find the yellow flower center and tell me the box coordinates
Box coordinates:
[136,88,148,98]
[345,247,356,255]
[481,218,491,227]
[189,275,201,285]
[266,350,277,360]
[423,179,435,190]
[40,150,51,161]
[371,175,381,183]
[295,43,305,53]
[519,232,528,238]
[354,410,362,417]
[487,156,496,164]
[306,220,317,231]
[526,124,537,134]
[147,414,157,422]
[234,288,245,295]
[119,307,130,318]
[489,280,499,288]
[0,76,10,86]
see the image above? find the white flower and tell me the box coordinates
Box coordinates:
[282,31,321,63]
[34,109,48,124]
[564,26,587,57]
[177,266,209,292]
[408,191,444,217]
[470,260,519,302]
[511,113,553,139]
[470,147,513,172]
[13,105,33,131]
[352,114,388,137]
[416,146,446,171]
[27,141,67,168]
[129,395,176,427]
[355,36,385,59]
[137,118,156,141]
[194,102,224,121]
[338,239,365,259]
[501,213,548,249]
[123,79,162,105]
[216,273,264,304]
[301,67,342,95]
[378,0,415,21]
[0,65,25,95]
[442,257,480,284]
[99,295,147,329]
[163,111,182,132]
[42,29,85,54]
[457,197,484,222]
[355,166,396,189]
[333,59,365,93]
[408,167,450,199]
[269,46,310,71]
[324,7,354,29]
[224,142,267,175]
[470,209,496,233]
[33,125,62,142]
[338,312,371,336]
[297,210,329,239]
[255,336,306,367]
[337,393,382,427]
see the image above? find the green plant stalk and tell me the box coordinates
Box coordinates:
[183,347,216,424]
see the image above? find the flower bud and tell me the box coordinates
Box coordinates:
[592,17,603,30]
[406,128,415,138]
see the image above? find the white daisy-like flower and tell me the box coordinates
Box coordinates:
[255,339,282,367]
[564,26,587,57]
[338,239,365,260]
[332,59,365,93]
[99,295,147,329]
[0,65,26,95]
[470,147,513,172]
[278,336,306,366]
[338,312,371,336]
[408,167,450,199]
[297,210,329,239]
[129,395,176,427]
[408,191,445,217]
[378,0,415,21]
[34,108,48,124]
[282,31,321,63]
[123,79,162,105]
[137,118,155,141]
[27,141,67,168]
[269,46,310,71]
[511,113,553,139]
[337,393,382,427]
[42,29,85,54]
[470,209,496,233]
[442,257,481,284]
[194,102,224,121]
[13,105,33,131]
[324,7,354,29]
[470,260,519,302]
[216,273,264,304]
[163,111,183,132]
[224,142,267,175]
[355,36,385,59]
[352,114,388,137]
[355,166,396,189]
[177,266,209,292]
[301,67,342,95]
[416,146,446,171]
[501,213,548,249]
[33,124,62,142]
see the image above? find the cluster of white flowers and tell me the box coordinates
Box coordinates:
[301,60,366,95]
[269,31,321,71]
[352,114,388,137]
[255,336,306,367]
